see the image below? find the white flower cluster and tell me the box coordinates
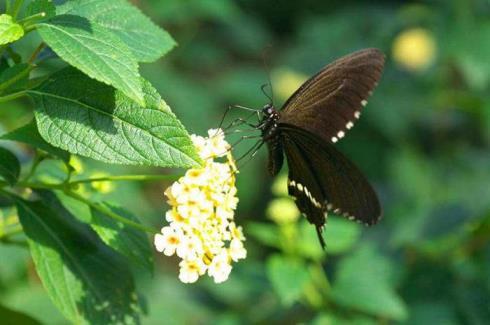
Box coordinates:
[154,129,246,284]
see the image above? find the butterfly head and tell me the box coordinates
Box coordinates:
[262,103,276,117]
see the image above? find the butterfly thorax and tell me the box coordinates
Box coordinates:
[260,104,284,176]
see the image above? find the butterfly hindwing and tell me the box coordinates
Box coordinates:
[281,124,382,227]
[283,135,327,247]
[279,48,385,145]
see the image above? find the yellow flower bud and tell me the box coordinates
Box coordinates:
[90,172,115,194]
[392,28,437,72]
[267,197,300,224]
[68,156,84,174]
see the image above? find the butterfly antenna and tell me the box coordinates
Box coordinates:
[261,45,275,106]
[261,83,273,104]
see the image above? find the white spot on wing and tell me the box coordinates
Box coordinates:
[354,111,360,119]
[337,131,345,139]
[346,121,354,129]
[361,99,368,107]
[297,183,303,192]
[331,136,338,143]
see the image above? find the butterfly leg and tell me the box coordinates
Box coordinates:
[219,105,260,130]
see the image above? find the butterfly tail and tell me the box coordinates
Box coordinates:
[315,226,326,250]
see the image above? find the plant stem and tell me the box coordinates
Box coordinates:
[11,0,24,19]
[0,64,34,92]
[16,173,182,191]
[16,181,64,191]
[18,12,46,24]
[69,174,182,186]
[28,42,45,64]
[21,151,45,183]
[0,90,28,103]
[65,190,156,234]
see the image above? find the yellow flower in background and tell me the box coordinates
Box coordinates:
[392,28,437,72]
[271,173,289,196]
[267,197,300,224]
[273,68,308,101]
[68,156,84,174]
[154,128,246,284]
[90,172,115,194]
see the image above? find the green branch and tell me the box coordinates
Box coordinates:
[1,173,182,234]
[69,173,182,186]
[28,42,46,64]
[10,0,24,19]
[21,151,46,183]
[0,90,28,103]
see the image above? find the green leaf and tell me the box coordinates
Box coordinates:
[0,63,31,93]
[91,203,153,275]
[286,219,361,260]
[51,192,153,274]
[246,222,281,248]
[1,120,70,162]
[311,313,377,325]
[266,254,310,306]
[37,14,144,105]
[59,0,176,62]
[0,304,42,325]
[25,0,56,20]
[15,194,141,324]
[331,245,408,321]
[323,217,361,254]
[30,67,201,167]
[0,146,20,185]
[0,14,24,45]
[296,221,323,260]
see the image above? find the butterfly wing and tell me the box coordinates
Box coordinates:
[279,48,385,144]
[281,125,382,242]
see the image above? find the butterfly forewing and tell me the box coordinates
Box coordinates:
[279,48,385,144]
[281,125,382,227]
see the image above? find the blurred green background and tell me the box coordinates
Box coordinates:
[1,0,490,324]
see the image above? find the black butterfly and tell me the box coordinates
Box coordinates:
[259,48,385,248]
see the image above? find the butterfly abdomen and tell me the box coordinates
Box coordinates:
[260,106,284,176]
[265,138,283,176]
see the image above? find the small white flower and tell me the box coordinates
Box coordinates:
[177,234,204,260]
[216,207,234,221]
[229,238,247,261]
[208,250,233,283]
[229,222,245,241]
[170,182,191,205]
[176,203,199,220]
[155,128,246,284]
[154,227,183,256]
[179,259,206,284]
